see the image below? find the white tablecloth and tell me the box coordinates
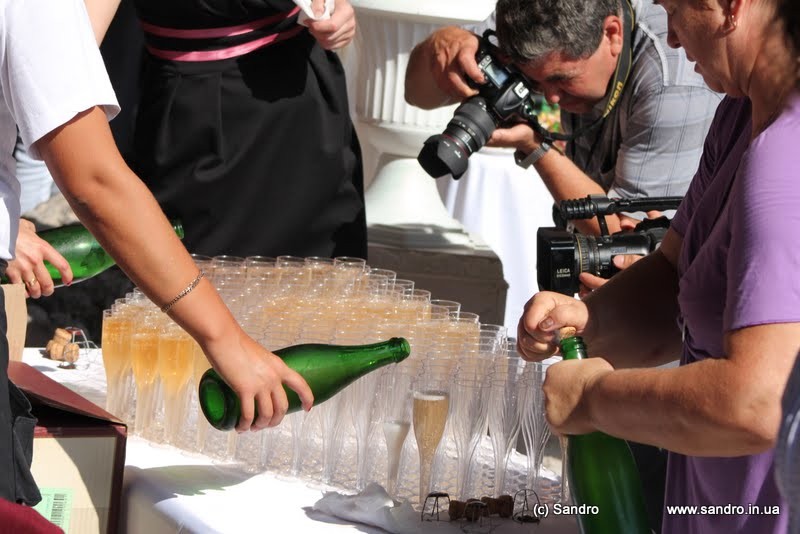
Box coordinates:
[437,147,556,332]
[22,349,579,534]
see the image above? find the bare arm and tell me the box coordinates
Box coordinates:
[580,229,683,365]
[528,227,797,456]
[489,125,625,235]
[83,0,122,44]
[550,321,800,456]
[36,107,313,431]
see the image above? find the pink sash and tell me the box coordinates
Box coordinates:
[141,8,303,62]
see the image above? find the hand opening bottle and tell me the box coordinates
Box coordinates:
[558,327,650,534]
[4,220,184,286]
[199,337,411,431]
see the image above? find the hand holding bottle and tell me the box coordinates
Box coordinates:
[516,291,589,361]
[201,328,314,432]
[5,219,73,298]
[543,356,612,436]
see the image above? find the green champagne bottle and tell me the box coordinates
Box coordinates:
[7,220,184,286]
[199,337,411,431]
[558,327,650,534]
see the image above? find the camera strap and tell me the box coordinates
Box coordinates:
[529,0,635,143]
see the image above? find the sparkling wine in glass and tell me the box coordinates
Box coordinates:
[130,312,162,437]
[157,323,194,445]
[413,375,450,506]
[101,308,131,417]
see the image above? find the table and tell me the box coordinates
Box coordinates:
[22,349,579,534]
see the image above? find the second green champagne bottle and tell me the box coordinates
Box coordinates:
[11,220,184,286]
[558,327,650,534]
[199,337,411,430]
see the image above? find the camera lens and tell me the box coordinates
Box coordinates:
[538,229,656,295]
[577,233,655,281]
[417,97,498,179]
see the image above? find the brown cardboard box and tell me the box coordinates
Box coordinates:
[3,283,27,361]
[8,361,127,534]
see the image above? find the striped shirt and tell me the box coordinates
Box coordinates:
[563,0,722,198]
[777,353,800,534]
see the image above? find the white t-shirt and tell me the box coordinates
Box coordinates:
[0,0,119,260]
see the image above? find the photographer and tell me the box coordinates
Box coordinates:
[405,0,721,237]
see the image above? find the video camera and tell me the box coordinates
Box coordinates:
[537,195,682,295]
[417,30,546,180]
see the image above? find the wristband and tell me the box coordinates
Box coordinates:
[514,142,551,168]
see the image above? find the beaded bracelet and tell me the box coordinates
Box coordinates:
[161,270,205,313]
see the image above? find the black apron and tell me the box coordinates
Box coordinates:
[131,0,367,258]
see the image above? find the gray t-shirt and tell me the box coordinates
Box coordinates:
[562,0,721,199]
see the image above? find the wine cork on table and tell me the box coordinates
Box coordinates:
[62,343,80,364]
[481,495,514,518]
[53,327,72,344]
[46,339,66,360]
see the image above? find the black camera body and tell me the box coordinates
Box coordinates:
[537,195,682,296]
[417,31,537,180]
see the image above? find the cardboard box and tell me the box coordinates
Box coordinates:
[8,361,127,534]
[3,283,27,362]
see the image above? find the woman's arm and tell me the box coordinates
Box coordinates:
[36,106,313,431]
[553,321,800,456]
[83,0,122,44]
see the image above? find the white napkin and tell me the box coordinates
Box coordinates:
[294,0,335,25]
[313,483,422,534]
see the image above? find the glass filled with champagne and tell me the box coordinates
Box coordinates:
[101,308,132,417]
[130,310,162,436]
[412,371,450,507]
[157,322,194,444]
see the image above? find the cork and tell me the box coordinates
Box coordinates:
[53,327,72,344]
[494,495,515,518]
[46,339,66,360]
[558,326,577,340]
[62,343,80,364]
[463,499,487,521]
[448,500,466,520]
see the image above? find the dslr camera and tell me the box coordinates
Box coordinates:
[417,30,541,179]
[537,195,682,296]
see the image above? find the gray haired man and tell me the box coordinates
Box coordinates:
[406,0,720,239]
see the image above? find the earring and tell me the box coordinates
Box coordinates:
[728,13,738,30]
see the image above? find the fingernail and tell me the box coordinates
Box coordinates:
[539,317,554,330]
